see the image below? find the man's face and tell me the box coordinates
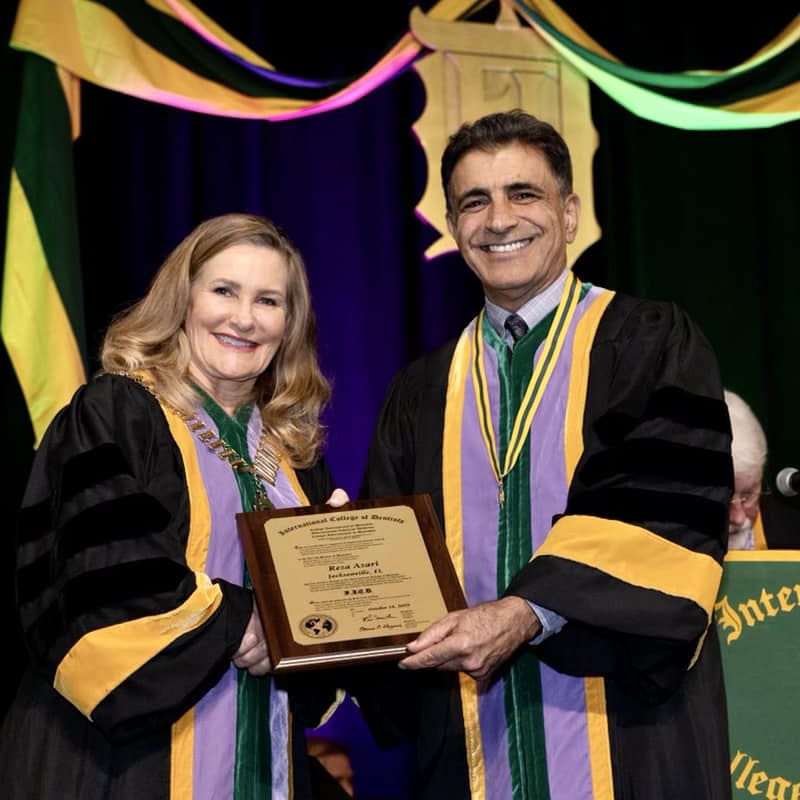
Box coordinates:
[446,141,580,311]
[729,472,762,534]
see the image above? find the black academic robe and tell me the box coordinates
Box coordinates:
[358,290,734,800]
[0,374,339,799]
[759,492,800,549]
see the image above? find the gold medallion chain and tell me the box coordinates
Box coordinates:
[110,371,279,509]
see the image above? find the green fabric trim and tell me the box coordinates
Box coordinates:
[533,8,800,107]
[516,5,800,130]
[198,390,273,799]
[196,388,258,505]
[483,315,549,800]
[659,48,800,107]
[91,0,332,100]
[505,318,549,800]
[233,669,272,800]
[10,54,86,359]
[519,3,800,94]
[488,281,593,798]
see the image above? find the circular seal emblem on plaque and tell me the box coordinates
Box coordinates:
[299,614,337,639]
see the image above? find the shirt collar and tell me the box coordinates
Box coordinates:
[484,269,570,340]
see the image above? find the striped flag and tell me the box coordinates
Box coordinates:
[2,54,86,446]
[1,0,451,444]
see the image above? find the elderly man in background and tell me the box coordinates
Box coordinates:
[725,389,800,549]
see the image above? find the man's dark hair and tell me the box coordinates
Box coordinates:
[440,109,573,212]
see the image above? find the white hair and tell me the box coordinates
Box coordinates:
[724,389,768,480]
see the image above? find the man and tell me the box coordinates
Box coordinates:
[725,388,800,549]
[359,110,733,799]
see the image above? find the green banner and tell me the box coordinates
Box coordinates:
[716,552,800,797]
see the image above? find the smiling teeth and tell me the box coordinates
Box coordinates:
[217,334,251,347]
[486,240,528,253]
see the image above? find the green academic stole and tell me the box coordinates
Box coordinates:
[444,275,616,800]
[471,272,581,507]
[199,396,273,800]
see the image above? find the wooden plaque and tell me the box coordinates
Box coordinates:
[236,494,466,673]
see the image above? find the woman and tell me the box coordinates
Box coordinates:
[0,213,349,799]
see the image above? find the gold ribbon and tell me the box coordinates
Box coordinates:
[471,270,581,505]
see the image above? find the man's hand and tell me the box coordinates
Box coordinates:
[398,596,542,681]
[233,604,272,676]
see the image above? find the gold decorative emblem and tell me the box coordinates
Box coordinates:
[299,614,338,639]
[411,1,600,267]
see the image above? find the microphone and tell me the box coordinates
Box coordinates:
[776,467,800,497]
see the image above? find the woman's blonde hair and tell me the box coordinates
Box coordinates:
[101,213,331,467]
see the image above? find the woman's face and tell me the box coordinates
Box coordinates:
[185,242,289,409]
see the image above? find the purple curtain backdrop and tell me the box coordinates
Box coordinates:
[74,69,478,500]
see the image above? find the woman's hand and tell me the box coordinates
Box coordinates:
[233,604,272,676]
[233,490,348,676]
[326,488,349,507]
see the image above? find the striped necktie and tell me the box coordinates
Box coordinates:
[504,312,528,345]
